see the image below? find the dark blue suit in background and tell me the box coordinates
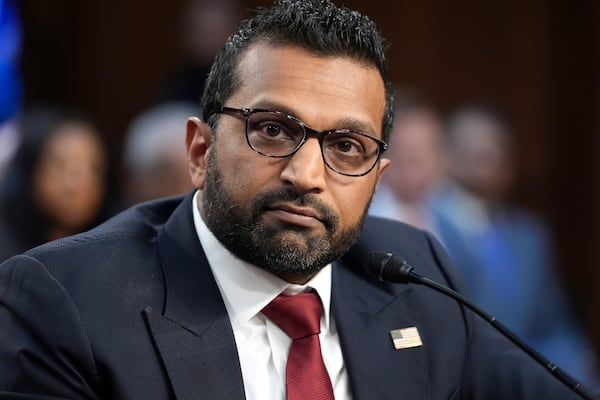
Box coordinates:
[0,193,584,399]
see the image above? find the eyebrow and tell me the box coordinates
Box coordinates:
[250,100,379,136]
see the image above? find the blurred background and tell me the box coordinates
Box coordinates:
[2,0,599,386]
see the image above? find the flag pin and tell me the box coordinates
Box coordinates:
[390,327,423,350]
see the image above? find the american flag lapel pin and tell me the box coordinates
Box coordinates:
[390,327,423,350]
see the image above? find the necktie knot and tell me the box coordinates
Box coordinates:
[262,292,322,340]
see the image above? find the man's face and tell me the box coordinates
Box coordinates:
[186,43,389,283]
[449,117,513,201]
[384,111,445,204]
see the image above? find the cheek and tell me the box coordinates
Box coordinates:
[214,139,282,200]
[32,168,59,207]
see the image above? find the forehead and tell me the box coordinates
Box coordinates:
[46,123,101,150]
[227,42,386,137]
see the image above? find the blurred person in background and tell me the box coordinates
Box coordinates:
[435,103,598,386]
[369,90,475,266]
[158,0,243,105]
[369,89,447,230]
[0,0,23,185]
[0,106,122,262]
[122,102,196,205]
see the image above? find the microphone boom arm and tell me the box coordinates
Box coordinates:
[367,252,598,400]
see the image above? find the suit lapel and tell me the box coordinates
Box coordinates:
[144,196,431,399]
[333,259,431,400]
[144,194,245,400]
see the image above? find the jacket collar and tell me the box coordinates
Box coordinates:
[144,192,246,400]
[145,193,428,399]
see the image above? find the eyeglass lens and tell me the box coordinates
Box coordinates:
[246,111,380,175]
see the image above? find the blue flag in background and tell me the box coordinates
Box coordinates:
[0,0,22,124]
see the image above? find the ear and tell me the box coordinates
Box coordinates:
[186,117,212,189]
[375,157,391,187]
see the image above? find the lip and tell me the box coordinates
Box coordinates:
[266,203,324,227]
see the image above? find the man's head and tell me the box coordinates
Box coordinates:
[382,91,446,205]
[201,0,394,142]
[186,0,392,283]
[445,105,514,202]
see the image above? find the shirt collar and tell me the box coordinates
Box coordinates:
[191,191,333,329]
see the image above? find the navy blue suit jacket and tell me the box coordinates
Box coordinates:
[0,193,585,399]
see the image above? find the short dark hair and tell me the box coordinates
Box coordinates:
[201,0,395,142]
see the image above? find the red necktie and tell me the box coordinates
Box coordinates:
[262,292,335,400]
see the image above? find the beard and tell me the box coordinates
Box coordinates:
[201,148,373,281]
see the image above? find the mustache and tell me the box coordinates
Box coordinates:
[251,187,339,230]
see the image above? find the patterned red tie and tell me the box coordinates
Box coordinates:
[262,292,335,400]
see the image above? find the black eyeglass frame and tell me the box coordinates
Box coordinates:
[209,106,388,177]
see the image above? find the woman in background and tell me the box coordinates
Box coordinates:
[0,106,121,262]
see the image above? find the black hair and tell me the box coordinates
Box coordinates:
[201,0,395,142]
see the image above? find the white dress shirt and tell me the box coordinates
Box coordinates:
[192,192,352,399]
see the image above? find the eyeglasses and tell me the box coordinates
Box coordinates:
[209,107,388,177]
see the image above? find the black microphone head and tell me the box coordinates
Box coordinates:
[366,252,414,283]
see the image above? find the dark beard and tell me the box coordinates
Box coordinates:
[201,149,372,281]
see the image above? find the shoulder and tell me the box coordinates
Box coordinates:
[30,195,184,253]
[0,195,191,320]
[358,215,431,249]
[0,220,30,263]
[344,215,463,290]
[2,195,188,283]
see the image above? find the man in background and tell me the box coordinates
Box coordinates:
[436,104,598,386]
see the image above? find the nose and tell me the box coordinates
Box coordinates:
[279,138,327,194]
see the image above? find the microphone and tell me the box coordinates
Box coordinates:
[366,252,599,400]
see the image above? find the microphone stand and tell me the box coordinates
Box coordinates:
[405,267,599,400]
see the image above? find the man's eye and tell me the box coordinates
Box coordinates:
[252,118,298,141]
[329,137,365,155]
[263,123,284,137]
[336,141,355,153]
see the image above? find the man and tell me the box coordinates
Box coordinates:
[435,104,598,387]
[369,90,450,232]
[0,1,592,399]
